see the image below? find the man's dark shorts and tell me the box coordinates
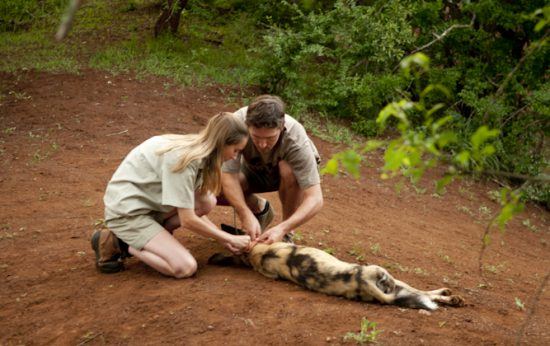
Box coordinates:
[242,161,280,193]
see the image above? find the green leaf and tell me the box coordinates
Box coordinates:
[377,103,397,127]
[340,150,362,179]
[435,175,454,194]
[455,150,470,167]
[471,126,500,151]
[400,52,430,76]
[421,85,450,101]
[384,143,406,171]
[362,140,385,153]
[320,157,339,176]
[436,131,457,148]
[432,115,454,132]
[481,145,496,156]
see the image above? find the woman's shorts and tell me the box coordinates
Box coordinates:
[106,212,165,250]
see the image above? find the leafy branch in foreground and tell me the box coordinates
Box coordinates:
[322,52,545,238]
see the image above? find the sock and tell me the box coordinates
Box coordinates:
[254,200,270,216]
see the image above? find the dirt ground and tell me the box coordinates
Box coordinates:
[0,70,548,345]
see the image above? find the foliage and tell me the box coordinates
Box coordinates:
[1,0,263,88]
[1,0,548,205]
[256,0,549,205]
[255,0,413,121]
[0,0,66,32]
[343,317,383,344]
[323,53,527,236]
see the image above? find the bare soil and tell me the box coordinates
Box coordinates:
[1,70,548,345]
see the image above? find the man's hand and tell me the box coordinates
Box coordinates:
[223,234,251,255]
[242,213,262,241]
[257,225,286,245]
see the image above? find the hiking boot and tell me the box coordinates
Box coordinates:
[91,228,124,273]
[220,223,244,235]
[255,200,274,231]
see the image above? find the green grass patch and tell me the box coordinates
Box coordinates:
[0,31,80,73]
[90,30,260,87]
[2,0,262,88]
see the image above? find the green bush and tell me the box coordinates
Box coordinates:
[0,0,66,32]
[254,0,549,204]
[255,0,414,122]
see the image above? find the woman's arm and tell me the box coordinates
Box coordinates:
[177,207,250,253]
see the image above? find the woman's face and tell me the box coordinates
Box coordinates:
[222,137,248,161]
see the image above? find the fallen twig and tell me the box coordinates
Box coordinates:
[77,332,103,346]
[106,129,128,137]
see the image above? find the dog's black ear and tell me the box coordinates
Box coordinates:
[220,223,244,235]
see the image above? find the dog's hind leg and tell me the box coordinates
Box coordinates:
[392,281,464,308]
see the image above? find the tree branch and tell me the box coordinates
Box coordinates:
[496,32,549,97]
[55,0,83,41]
[409,15,475,55]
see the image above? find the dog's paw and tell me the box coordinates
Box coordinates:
[449,295,465,307]
[440,288,452,296]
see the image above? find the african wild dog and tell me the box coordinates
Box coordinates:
[210,226,465,310]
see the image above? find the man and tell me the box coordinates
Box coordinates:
[221,95,323,244]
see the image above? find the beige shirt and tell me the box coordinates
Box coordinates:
[104,136,204,221]
[223,106,321,189]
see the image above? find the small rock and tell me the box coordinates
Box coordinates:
[418,309,432,316]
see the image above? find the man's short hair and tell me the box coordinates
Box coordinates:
[245,95,285,129]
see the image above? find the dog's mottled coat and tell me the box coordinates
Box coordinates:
[211,231,465,310]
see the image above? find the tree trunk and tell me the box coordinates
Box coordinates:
[154,0,188,37]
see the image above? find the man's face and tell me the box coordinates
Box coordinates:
[249,126,282,153]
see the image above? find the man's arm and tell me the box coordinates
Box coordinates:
[258,183,323,244]
[220,172,262,239]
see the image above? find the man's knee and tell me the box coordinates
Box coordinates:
[195,192,217,216]
[172,257,198,279]
[278,160,298,188]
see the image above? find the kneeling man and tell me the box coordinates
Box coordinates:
[221,95,323,244]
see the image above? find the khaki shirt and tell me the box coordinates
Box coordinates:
[223,107,321,189]
[104,136,204,220]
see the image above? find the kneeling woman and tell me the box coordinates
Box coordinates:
[92,112,250,278]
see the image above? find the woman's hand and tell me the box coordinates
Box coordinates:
[223,234,251,255]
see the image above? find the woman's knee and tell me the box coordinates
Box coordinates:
[172,256,198,279]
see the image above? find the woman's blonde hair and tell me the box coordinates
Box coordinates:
[158,112,248,195]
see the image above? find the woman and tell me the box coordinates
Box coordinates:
[92,112,250,278]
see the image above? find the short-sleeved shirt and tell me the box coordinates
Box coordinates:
[222,107,321,189]
[104,135,204,221]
